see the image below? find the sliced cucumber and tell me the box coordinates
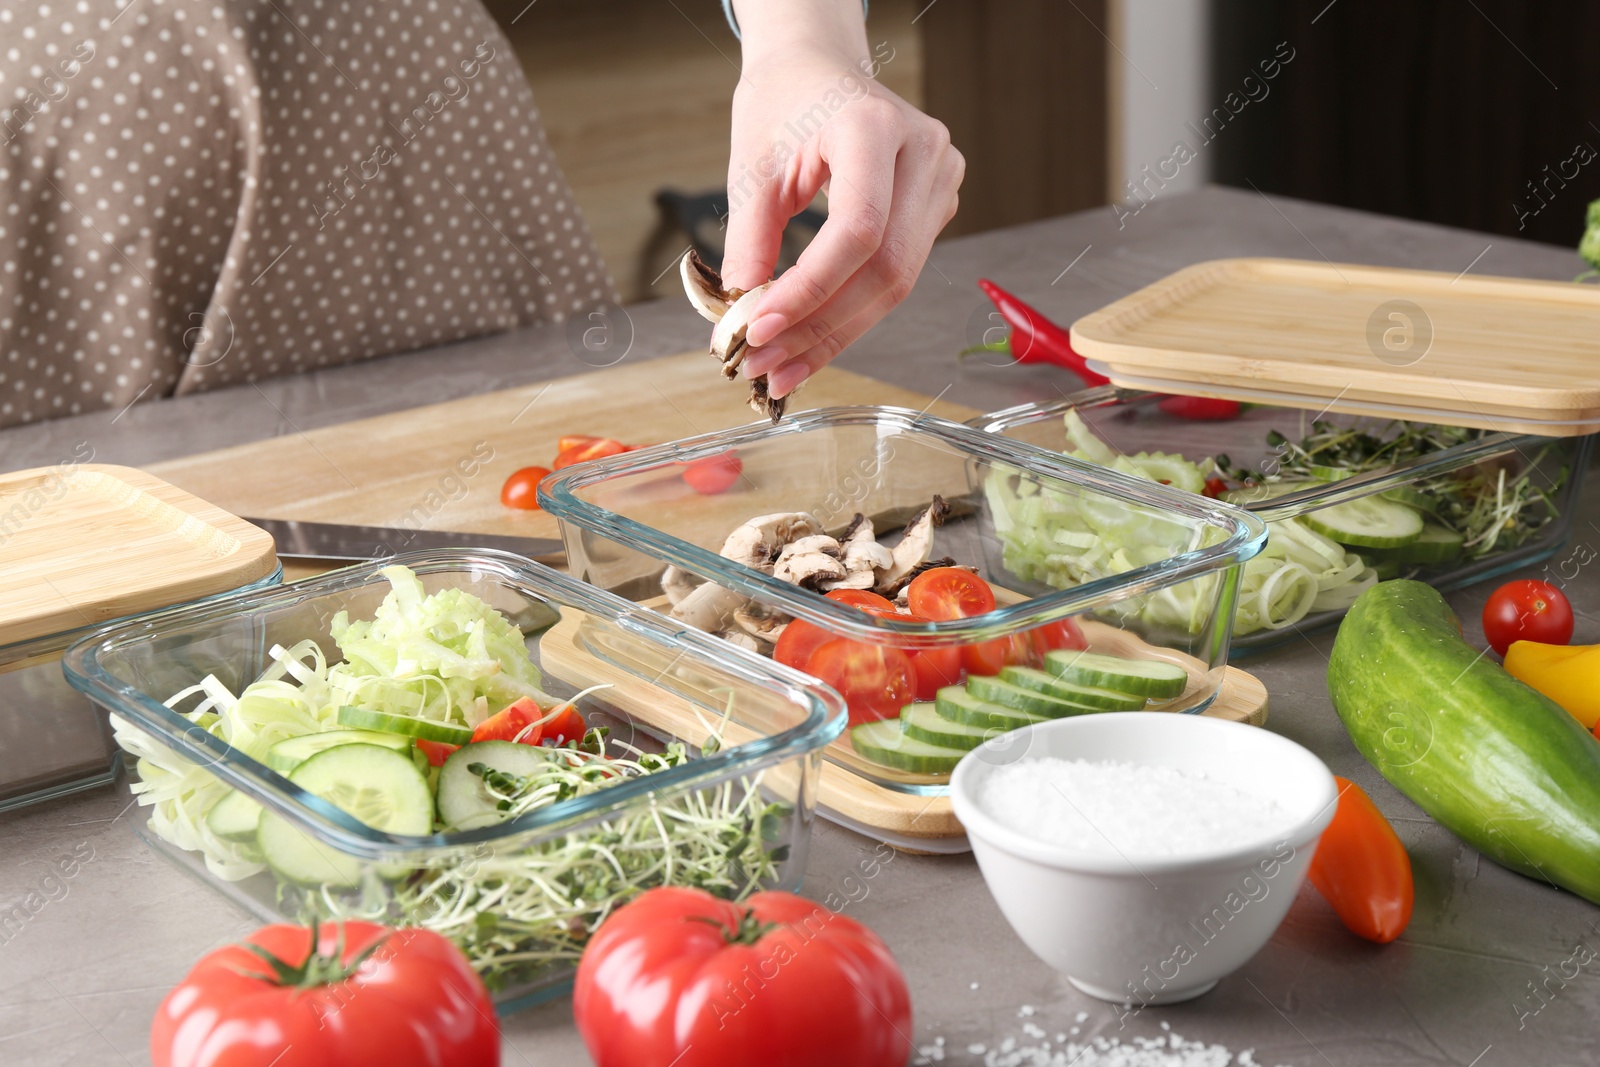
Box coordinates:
[1301,495,1424,549]
[900,702,1002,750]
[1040,649,1190,701]
[1220,480,1317,506]
[257,743,432,888]
[934,687,1047,731]
[1309,464,1356,482]
[850,719,966,774]
[336,705,474,745]
[965,675,1099,717]
[1364,522,1466,569]
[998,665,1147,710]
[206,789,263,844]
[437,740,557,830]
[1381,485,1439,514]
[265,729,413,774]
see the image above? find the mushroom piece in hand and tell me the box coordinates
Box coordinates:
[680,250,785,423]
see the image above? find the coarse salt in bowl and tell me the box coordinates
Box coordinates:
[950,713,1337,1005]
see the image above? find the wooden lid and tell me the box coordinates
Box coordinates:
[0,464,279,647]
[1071,258,1600,436]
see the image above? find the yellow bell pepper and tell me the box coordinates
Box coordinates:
[1504,641,1600,729]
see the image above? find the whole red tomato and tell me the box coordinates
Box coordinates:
[151,921,498,1067]
[500,466,551,510]
[573,887,911,1067]
[1483,579,1574,656]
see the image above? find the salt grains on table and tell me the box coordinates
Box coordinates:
[975,758,1290,856]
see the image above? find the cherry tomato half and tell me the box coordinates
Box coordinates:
[501,466,552,510]
[962,637,1009,677]
[553,438,630,470]
[415,739,460,767]
[807,639,917,725]
[911,645,964,700]
[681,454,744,495]
[906,567,997,621]
[1032,617,1088,652]
[825,589,896,611]
[558,433,605,453]
[774,618,833,672]
[1483,579,1574,656]
[1202,477,1229,499]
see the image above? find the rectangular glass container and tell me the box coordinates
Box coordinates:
[539,406,1268,793]
[62,550,845,1011]
[973,387,1593,652]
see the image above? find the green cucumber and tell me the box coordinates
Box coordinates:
[265,729,413,774]
[1390,521,1465,564]
[965,674,1099,717]
[1380,485,1440,514]
[437,740,559,830]
[257,743,433,888]
[850,719,966,773]
[206,789,263,844]
[934,687,1047,731]
[900,702,1001,750]
[1309,464,1355,482]
[1003,663,1149,709]
[1301,494,1424,549]
[1329,581,1600,905]
[1040,649,1189,700]
[336,705,474,745]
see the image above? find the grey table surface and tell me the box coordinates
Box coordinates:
[4,185,1599,1066]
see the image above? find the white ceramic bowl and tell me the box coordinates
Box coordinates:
[950,713,1337,1005]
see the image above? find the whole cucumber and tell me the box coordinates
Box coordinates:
[1329,580,1600,904]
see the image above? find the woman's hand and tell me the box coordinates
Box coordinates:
[721,1,964,399]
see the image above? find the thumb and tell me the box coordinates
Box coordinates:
[719,154,790,292]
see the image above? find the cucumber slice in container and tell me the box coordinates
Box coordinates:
[1301,495,1424,549]
[266,729,413,774]
[1309,464,1355,482]
[257,743,433,888]
[900,703,1000,750]
[998,665,1147,710]
[964,675,1098,718]
[437,740,561,830]
[336,705,474,745]
[850,719,966,773]
[206,788,264,844]
[935,687,1047,731]
[1041,649,1190,700]
[1364,522,1466,568]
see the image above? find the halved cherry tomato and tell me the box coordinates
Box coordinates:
[774,618,833,671]
[825,589,896,610]
[962,637,1009,677]
[472,696,547,744]
[682,454,744,495]
[807,638,917,725]
[415,739,460,767]
[541,704,587,745]
[1202,477,1228,499]
[907,568,996,621]
[911,645,964,700]
[501,466,552,510]
[1032,617,1088,652]
[558,434,605,453]
[553,438,630,470]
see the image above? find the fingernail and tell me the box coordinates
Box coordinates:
[746,313,788,349]
[768,362,808,398]
[742,346,786,378]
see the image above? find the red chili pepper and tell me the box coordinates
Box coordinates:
[976,279,1110,386]
[1157,395,1243,421]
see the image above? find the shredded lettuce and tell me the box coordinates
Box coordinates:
[114,565,550,879]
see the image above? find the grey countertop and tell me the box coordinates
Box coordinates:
[4,186,1598,1066]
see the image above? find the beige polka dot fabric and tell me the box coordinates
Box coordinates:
[0,0,616,428]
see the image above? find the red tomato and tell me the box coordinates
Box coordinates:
[1483,579,1574,656]
[541,704,587,746]
[682,454,744,495]
[1032,617,1088,652]
[911,645,964,700]
[1202,477,1229,498]
[415,739,459,767]
[962,637,1009,676]
[825,588,896,610]
[473,696,547,744]
[1307,777,1414,943]
[151,921,499,1067]
[573,887,910,1067]
[500,466,551,510]
[773,618,832,671]
[558,433,605,453]
[906,567,996,621]
[553,438,629,470]
[808,638,917,725]
[1157,395,1243,421]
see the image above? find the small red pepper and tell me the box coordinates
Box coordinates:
[976,279,1110,386]
[1157,395,1244,421]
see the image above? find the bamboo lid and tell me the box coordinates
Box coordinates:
[0,464,279,648]
[1071,258,1600,437]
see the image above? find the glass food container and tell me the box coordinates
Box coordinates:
[972,387,1593,652]
[539,406,1268,795]
[63,550,845,1011]
[0,464,281,812]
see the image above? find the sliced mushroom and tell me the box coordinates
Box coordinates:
[880,556,968,599]
[681,251,787,423]
[660,565,703,607]
[733,601,790,644]
[772,534,848,589]
[876,495,952,591]
[717,628,767,655]
[820,514,895,591]
[670,580,746,632]
[681,249,736,323]
[719,512,823,572]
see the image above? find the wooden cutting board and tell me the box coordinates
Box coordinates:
[149,351,976,579]
[1071,258,1600,435]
